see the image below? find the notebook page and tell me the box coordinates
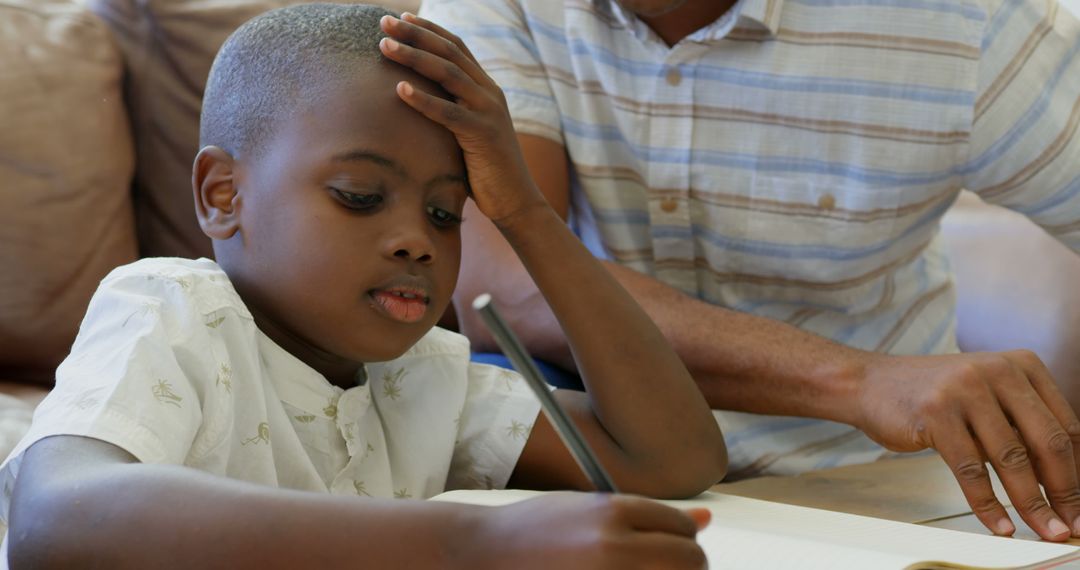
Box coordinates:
[687,493,1078,569]
[433,490,1079,569]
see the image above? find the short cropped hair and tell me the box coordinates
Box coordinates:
[200,3,395,158]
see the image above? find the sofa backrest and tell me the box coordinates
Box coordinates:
[86,0,423,260]
[0,0,421,383]
[0,0,137,383]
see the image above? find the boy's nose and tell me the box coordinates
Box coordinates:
[383,225,435,264]
[393,247,432,264]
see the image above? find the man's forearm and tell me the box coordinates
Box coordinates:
[460,256,865,426]
[603,262,865,424]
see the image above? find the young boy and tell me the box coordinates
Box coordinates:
[0,4,725,568]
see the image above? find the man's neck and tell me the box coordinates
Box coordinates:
[639,0,739,46]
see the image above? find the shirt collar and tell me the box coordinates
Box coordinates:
[738,0,784,36]
[603,0,783,41]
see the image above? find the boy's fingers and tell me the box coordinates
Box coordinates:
[622,533,708,570]
[400,11,482,63]
[381,15,491,88]
[381,38,487,106]
[395,80,475,131]
[686,508,711,530]
[612,496,700,537]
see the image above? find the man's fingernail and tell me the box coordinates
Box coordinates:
[381,37,399,51]
[996,518,1015,536]
[1049,518,1070,536]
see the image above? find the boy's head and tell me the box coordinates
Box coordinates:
[193,3,467,384]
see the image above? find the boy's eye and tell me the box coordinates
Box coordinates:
[427,205,462,228]
[331,188,383,209]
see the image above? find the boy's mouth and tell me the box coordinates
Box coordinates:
[369,287,430,324]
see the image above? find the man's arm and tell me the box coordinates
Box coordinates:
[453,134,1080,542]
[454,134,862,421]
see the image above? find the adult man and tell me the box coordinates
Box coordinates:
[419,0,1080,541]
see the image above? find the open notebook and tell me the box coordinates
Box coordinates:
[432,489,1080,570]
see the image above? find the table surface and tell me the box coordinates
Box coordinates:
[712,453,1080,566]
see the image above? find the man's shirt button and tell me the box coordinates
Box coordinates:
[665,67,682,86]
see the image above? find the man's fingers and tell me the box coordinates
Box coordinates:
[968,401,1073,541]
[994,354,1080,536]
[935,420,1015,537]
[1010,350,1080,490]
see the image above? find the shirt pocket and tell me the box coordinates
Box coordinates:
[725,175,904,313]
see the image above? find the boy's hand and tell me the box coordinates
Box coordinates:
[379,13,547,225]
[460,494,709,570]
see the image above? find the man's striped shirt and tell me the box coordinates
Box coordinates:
[421,0,1080,476]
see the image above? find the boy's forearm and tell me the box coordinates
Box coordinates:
[11,461,480,570]
[493,204,726,483]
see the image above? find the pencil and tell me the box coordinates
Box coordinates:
[472,293,619,493]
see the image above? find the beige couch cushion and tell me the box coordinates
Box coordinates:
[0,0,137,384]
[86,0,422,260]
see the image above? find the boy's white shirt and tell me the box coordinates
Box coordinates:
[0,257,541,533]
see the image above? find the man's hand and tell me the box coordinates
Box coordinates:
[855,350,1080,541]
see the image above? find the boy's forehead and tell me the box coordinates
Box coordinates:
[273,62,463,171]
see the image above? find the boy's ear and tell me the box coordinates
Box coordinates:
[192,146,241,240]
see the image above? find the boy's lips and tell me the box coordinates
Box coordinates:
[369,286,430,324]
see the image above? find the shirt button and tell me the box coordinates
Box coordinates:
[817,193,837,210]
[660,197,679,213]
[665,67,682,86]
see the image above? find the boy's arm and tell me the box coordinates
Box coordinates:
[10,435,708,570]
[379,14,726,499]
[10,436,469,569]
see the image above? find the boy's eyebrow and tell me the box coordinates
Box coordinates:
[330,151,466,188]
[425,173,469,189]
[330,150,406,177]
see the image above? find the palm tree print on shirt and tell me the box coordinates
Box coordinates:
[506,420,530,440]
[381,368,406,401]
[152,380,182,407]
[242,422,270,446]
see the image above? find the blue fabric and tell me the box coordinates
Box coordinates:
[470,352,584,391]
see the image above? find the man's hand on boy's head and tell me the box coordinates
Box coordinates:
[379,13,548,226]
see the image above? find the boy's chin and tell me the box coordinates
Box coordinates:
[349,330,430,364]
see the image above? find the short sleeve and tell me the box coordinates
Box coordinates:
[420,0,565,144]
[0,266,221,522]
[446,362,541,491]
[963,0,1080,251]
